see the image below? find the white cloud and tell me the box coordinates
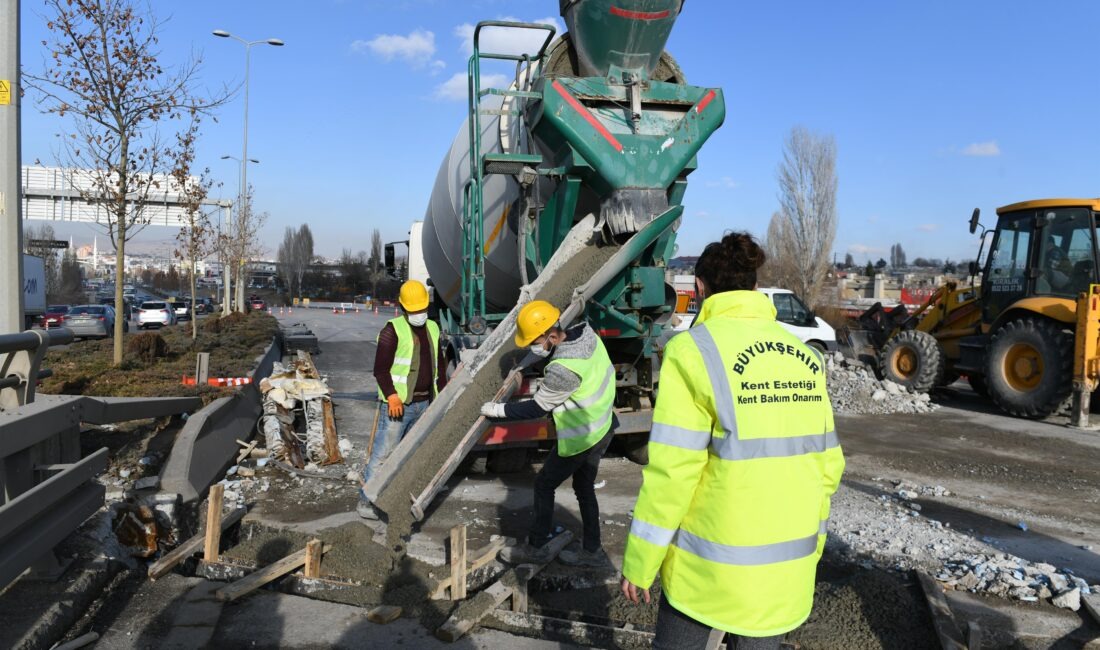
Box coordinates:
[848,244,882,255]
[429,60,446,75]
[454,17,563,56]
[351,29,437,68]
[916,223,940,232]
[435,72,509,101]
[961,140,1001,157]
[704,176,738,190]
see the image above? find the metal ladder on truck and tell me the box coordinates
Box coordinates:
[458,21,555,336]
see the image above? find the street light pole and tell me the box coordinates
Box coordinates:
[212,30,282,314]
[219,155,258,316]
[0,0,23,334]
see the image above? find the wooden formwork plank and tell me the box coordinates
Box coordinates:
[450,525,468,601]
[148,507,245,580]
[203,485,224,563]
[917,571,967,650]
[215,543,332,602]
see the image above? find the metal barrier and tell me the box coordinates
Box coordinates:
[0,329,202,587]
[0,327,73,409]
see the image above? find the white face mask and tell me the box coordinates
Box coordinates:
[529,343,552,358]
[407,313,428,327]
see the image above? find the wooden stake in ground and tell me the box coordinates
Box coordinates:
[215,543,333,602]
[450,524,467,600]
[435,531,573,643]
[203,484,225,563]
[321,399,343,465]
[431,537,509,600]
[303,538,323,578]
[148,507,246,580]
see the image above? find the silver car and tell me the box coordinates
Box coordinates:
[64,304,122,340]
[138,301,177,329]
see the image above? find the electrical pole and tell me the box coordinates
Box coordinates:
[0,0,24,334]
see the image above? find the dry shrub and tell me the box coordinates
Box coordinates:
[204,311,248,334]
[125,332,169,363]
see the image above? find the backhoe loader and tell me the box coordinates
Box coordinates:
[843,199,1100,423]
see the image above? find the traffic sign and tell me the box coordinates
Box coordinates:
[28,239,69,249]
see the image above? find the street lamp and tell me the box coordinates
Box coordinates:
[218,155,260,311]
[212,29,283,312]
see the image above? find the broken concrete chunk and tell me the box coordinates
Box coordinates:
[1052,588,1081,611]
[133,476,160,491]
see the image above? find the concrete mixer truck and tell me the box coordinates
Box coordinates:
[366,0,725,516]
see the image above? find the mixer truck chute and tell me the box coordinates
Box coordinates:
[365,1,726,521]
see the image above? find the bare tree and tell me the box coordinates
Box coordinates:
[761,211,799,289]
[367,229,387,301]
[277,227,296,296]
[25,0,228,364]
[889,243,907,269]
[23,224,62,299]
[773,126,838,306]
[229,185,267,312]
[293,225,314,299]
[171,117,214,339]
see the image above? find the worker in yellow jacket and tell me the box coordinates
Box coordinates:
[620,232,844,649]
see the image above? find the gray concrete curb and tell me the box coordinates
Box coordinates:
[10,558,122,650]
[160,339,281,504]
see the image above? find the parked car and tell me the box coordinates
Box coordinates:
[170,299,193,321]
[40,304,70,329]
[757,287,838,353]
[100,296,134,321]
[64,304,125,339]
[137,301,177,329]
[248,296,266,311]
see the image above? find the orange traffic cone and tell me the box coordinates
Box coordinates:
[333,306,338,314]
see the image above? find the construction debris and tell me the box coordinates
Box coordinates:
[826,353,938,415]
[257,353,348,468]
[937,553,1098,609]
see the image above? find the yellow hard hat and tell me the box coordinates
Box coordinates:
[515,300,560,347]
[398,280,430,312]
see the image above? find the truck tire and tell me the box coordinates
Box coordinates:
[877,329,943,393]
[967,374,988,397]
[488,448,528,474]
[619,433,649,466]
[985,317,1073,418]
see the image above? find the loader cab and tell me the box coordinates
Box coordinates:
[981,201,1099,324]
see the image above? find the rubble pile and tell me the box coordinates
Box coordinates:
[938,554,1098,611]
[828,480,979,573]
[825,353,937,415]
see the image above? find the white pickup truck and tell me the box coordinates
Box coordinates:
[671,287,838,353]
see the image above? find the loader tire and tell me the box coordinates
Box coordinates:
[878,329,943,393]
[985,317,1073,418]
[488,448,528,474]
[967,374,988,397]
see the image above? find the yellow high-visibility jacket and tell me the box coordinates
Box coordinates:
[622,290,844,637]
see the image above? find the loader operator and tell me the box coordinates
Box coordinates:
[620,232,845,649]
[358,280,447,520]
[480,300,616,568]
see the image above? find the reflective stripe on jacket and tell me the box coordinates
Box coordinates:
[377,317,440,403]
[622,290,844,637]
[548,334,615,457]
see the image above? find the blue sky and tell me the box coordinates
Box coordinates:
[19,0,1100,263]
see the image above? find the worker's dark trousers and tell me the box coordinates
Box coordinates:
[654,595,784,650]
[530,430,612,552]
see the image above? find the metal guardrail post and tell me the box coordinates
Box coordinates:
[0,327,73,409]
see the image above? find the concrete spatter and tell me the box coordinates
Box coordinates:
[375,242,623,557]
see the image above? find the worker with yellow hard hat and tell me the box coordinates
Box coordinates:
[358,280,446,520]
[481,300,616,568]
[620,232,844,648]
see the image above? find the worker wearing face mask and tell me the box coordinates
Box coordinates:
[359,280,447,520]
[481,300,616,568]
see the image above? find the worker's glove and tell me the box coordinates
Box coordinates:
[480,402,506,419]
[386,394,405,419]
